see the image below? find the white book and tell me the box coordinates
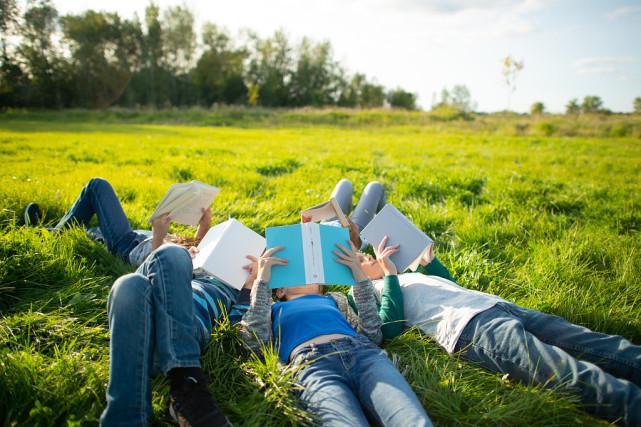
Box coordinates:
[192,219,266,290]
[148,181,219,226]
[301,197,349,227]
[360,204,434,273]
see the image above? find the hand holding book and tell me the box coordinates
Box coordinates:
[374,236,400,276]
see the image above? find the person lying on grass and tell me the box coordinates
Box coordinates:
[303,178,387,249]
[238,242,433,427]
[101,243,258,427]
[349,239,641,426]
[23,177,209,266]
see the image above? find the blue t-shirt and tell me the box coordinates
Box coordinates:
[272,294,357,361]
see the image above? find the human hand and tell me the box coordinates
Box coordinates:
[301,215,312,223]
[242,255,259,288]
[374,235,400,276]
[188,246,199,259]
[419,243,435,267]
[256,246,288,283]
[333,240,367,282]
[152,214,172,239]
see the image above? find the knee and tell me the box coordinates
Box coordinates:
[336,178,353,191]
[87,177,112,192]
[364,181,385,195]
[108,273,149,313]
[149,244,192,275]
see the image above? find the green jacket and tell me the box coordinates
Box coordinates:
[347,257,454,340]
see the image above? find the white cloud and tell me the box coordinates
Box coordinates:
[575,57,639,75]
[606,5,641,21]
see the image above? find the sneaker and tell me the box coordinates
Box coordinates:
[168,367,232,427]
[23,203,42,226]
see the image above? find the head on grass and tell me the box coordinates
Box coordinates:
[275,284,324,301]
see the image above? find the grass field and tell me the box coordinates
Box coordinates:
[1,109,640,426]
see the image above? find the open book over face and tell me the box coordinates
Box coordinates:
[192,219,266,290]
[300,197,350,227]
[360,204,434,273]
[265,223,356,289]
[148,181,219,226]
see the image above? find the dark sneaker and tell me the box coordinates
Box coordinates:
[23,203,42,226]
[168,367,232,427]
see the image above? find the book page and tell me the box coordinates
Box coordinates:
[265,224,307,288]
[195,219,265,289]
[361,204,433,273]
[318,224,355,286]
[301,197,349,226]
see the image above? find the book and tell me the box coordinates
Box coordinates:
[360,204,434,273]
[265,223,356,288]
[301,197,350,227]
[148,181,219,226]
[192,219,266,290]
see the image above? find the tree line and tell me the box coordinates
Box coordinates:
[0,0,418,110]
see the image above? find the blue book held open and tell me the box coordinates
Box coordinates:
[265,223,356,288]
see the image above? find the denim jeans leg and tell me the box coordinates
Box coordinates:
[54,178,140,259]
[350,337,433,427]
[329,178,354,218]
[136,245,201,373]
[508,304,641,387]
[350,182,385,232]
[457,306,641,426]
[295,344,370,427]
[101,273,155,427]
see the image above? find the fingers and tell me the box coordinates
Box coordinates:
[264,246,284,257]
[269,258,288,266]
[377,235,388,255]
[332,250,352,262]
[301,215,311,223]
[246,255,258,262]
[336,243,356,258]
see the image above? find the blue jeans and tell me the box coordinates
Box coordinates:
[54,178,147,261]
[455,302,641,426]
[292,335,432,427]
[100,245,202,427]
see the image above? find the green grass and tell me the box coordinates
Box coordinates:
[1,110,640,426]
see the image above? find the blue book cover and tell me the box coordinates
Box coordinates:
[265,223,356,289]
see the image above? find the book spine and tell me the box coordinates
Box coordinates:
[301,223,324,284]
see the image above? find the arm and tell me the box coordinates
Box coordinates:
[194,207,211,242]
[151,214,171,251]
[351,278,383,344]
[238,248,287,356]
[377,275,404,340]
[238,279,272,355]
[416,257,453,281]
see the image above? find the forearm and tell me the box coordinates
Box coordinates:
[379,275,404,340]
[352,279,383,344]
[239,279,273,354]
[194,223,209,242]
[417,257,453,281]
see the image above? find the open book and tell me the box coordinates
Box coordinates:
[192,219,266,290]
[148,181,219,226]
[301,197,349,227]
[361,204,434,273]
[265,223,355,288]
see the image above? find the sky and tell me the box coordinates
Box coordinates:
[50,0,641,112]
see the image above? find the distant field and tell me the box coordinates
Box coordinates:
[1,110,640,425]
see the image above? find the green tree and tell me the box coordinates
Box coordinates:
[17,0,74,107]
[501,54,524,111]
[246,30,293,107]
[581,95,604,114]
[61,10,142,108]
[0,0,24,106]
[633,97,641,114]
[290,38,342,106]
[386,88,417,110]
[192,23,247,105]
[566,98,580,115]
[161,5,195,73]
[432,84,475,112]
[530,102,545,115]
